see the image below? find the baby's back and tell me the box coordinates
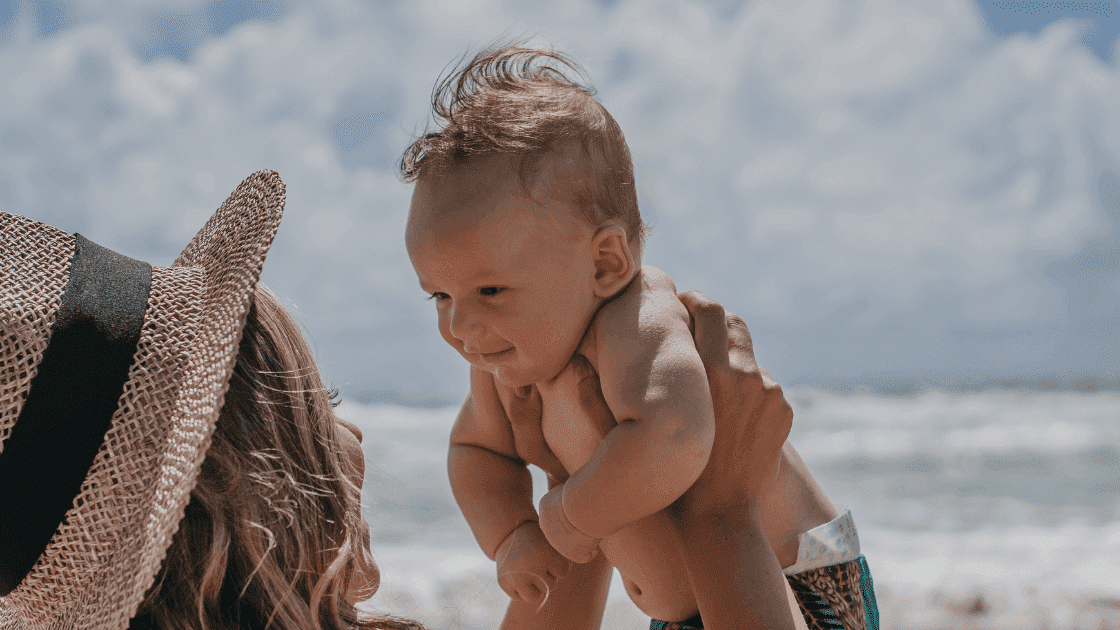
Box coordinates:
[536,266,704,621]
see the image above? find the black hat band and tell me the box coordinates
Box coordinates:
[0,234,151,595]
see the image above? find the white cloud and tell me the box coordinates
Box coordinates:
[809,153,887,196]
[739,147,805,189]
[1,0,1118,395]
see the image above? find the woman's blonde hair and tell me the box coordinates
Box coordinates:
[134,286,423,630]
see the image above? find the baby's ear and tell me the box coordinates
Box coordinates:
[591,223,635,299]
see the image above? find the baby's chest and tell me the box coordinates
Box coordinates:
[538,362,617,475]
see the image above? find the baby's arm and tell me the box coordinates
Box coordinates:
[449,365,570,603]
[541,267,715,548]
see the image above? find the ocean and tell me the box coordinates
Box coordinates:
[342,389,1120,630]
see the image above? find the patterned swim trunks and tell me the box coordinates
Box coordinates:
[649,555,880,630]
[788,555,880,630]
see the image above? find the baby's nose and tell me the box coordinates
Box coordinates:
[448,303,484,342]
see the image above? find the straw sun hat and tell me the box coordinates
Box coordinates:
[0,170,285,630]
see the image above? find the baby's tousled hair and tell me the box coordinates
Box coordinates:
[399,43,648,249]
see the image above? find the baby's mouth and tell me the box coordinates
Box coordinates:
[480,347,515,360]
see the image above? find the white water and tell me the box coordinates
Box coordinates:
[340,389,1120,629]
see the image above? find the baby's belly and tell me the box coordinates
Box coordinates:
[599,512,699,621]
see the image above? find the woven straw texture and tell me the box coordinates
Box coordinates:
[0,170,285,630]
[0,215,74,457]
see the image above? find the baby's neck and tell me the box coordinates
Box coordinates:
[535,263,644,389]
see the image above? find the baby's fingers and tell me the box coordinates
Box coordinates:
[499,571,550,611]
[539,486,602,564]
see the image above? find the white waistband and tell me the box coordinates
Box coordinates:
[781,505,861,576]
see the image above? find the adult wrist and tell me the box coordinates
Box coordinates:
[669,500,767,564]
[670,493,762,529]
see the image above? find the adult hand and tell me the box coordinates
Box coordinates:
[496,291,791,520]
[670,290,793,519]
[495,384,570,484]
[668,291,807,630]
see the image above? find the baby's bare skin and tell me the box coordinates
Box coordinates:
[536,271,699,620]
[407,150,837,624]
[540,371,836,619]
[535,272,836,620]
[542,360,697,619]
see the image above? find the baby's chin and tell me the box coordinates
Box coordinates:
[461,347,572,388]
[476,360,558,389]
[486,365,536,389]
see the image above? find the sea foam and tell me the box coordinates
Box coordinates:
[341,389,1120,629]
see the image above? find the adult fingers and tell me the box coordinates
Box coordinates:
[505,383,543,427]
[545,548,573,580]
[759,366,779,389]
[725,312,759,372]
[499,381,569,480]
[678,290,730,371]
[573,356,615,434]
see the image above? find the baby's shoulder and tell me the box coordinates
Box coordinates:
[636,264,676,293]
[590,265,691,356]
[586,266,706,416]
[596,264,687,322]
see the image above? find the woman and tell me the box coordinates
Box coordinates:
[0,171,804,630]
[130,284,419,630]
[0,170,407,630]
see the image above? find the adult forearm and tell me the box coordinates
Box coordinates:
[670,501,806,630]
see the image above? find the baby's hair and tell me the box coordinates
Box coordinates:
[399,43,648,249]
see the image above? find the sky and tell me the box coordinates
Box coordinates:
[0,0,1117,403]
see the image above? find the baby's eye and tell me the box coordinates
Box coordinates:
[479,286,504,297]
[427,292,450,301]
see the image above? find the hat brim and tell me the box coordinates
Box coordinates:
[0,170,284,629]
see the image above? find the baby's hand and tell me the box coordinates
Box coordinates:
[495,521,572,609]
[538,484,603,563]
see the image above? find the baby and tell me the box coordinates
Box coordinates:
[402,46,876,628]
